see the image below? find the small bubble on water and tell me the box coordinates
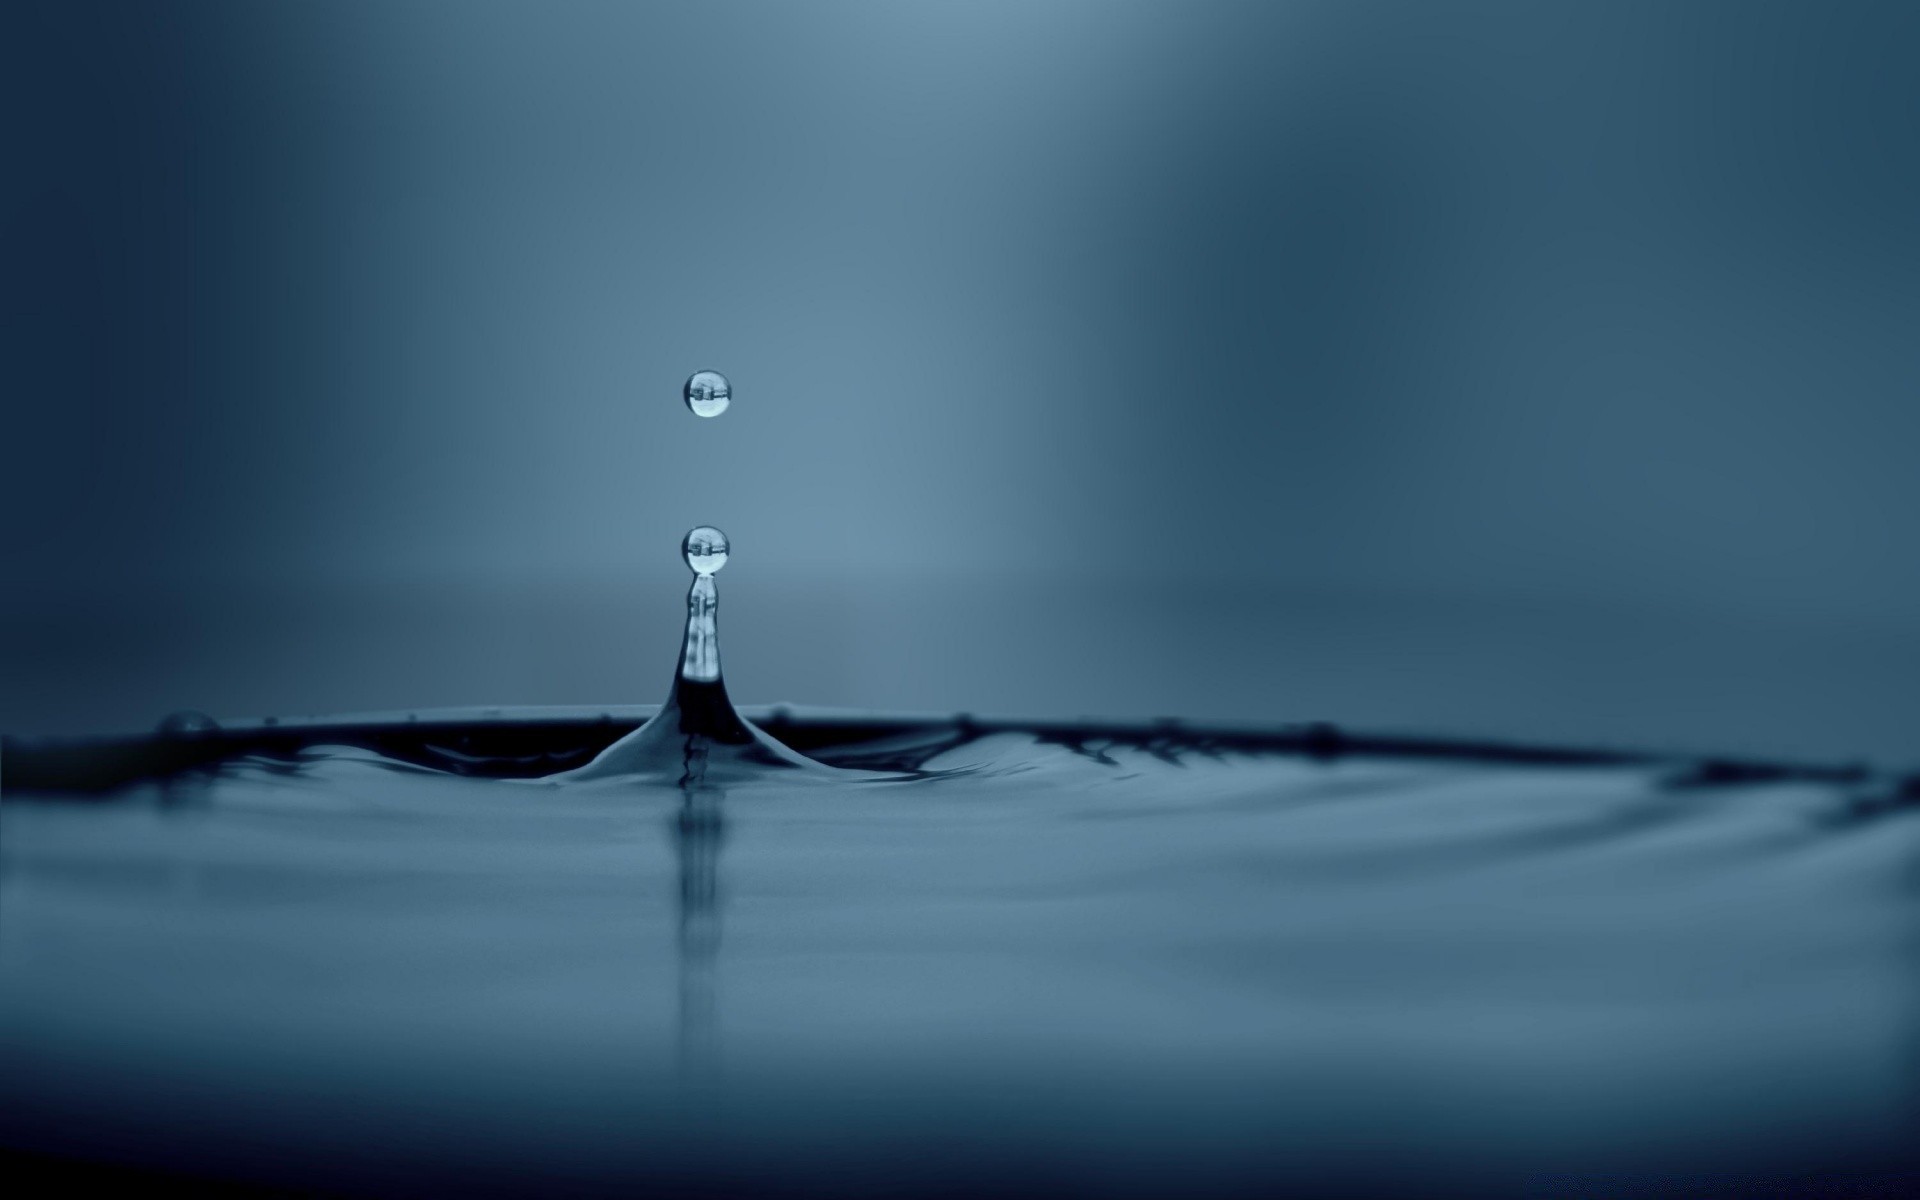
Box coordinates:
[683,370,731,418]
[157,710,220,737]
[682,526,730,575]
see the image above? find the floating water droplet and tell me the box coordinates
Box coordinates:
[682,526,729,576]
[683,370,731,418]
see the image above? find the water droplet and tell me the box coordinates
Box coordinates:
[683,370,731,418]
[682,526,729,576]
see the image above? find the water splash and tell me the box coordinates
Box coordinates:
[677,527,728,684]
[548,366,848,781]
[551,526,825,783]
[682,370,731,418]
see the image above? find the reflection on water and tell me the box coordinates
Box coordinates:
[674,779,723,1083]
[0,733,1916,1195]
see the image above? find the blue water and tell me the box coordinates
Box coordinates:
[1,732,1916,1195]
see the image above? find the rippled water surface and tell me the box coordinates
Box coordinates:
[2,733,1916,1195]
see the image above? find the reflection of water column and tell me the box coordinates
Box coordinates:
[673,778,724,1083]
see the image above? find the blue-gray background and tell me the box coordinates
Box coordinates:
[5,0,1919,761]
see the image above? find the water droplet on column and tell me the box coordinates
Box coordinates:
[544,524,836,780]
[682,526,729,576]
[683,370,731,418]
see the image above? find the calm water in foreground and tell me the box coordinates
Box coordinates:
[2,732,1917,1195]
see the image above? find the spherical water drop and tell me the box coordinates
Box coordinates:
[682,526,730,575]
[683,370,731,418]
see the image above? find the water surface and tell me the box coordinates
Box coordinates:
[2,731,1915,1195]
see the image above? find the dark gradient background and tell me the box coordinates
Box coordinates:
[5,1,1919,761]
